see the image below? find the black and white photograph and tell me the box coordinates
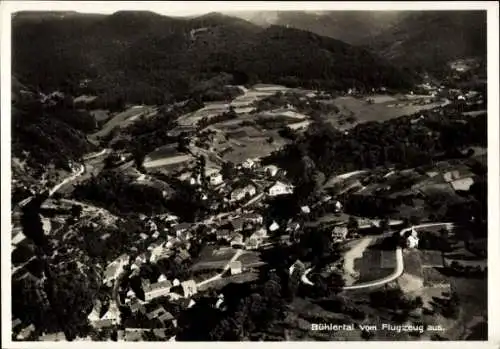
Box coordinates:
[1,1,499,345]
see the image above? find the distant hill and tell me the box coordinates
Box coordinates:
[364,11,487,72]
[233,10,487,74]
[12,10,415,104]
[230,11,402,45]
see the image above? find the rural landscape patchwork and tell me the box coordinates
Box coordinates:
[9,8,488,342]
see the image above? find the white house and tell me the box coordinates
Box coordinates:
[407,228,419,249]
[407,235,419,249]
[267,181,294,197]
[451,177,474,191]
[269,221,280,232]
[334,201,343,212]
[181,280,197,298]
[231,184,257,202]
[301,206,311,214]
[229,260,243,275]
[263,165,279,177]
[215,297,225,309]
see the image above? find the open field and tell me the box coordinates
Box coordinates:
[229,84,290,108]
[353,249,394,285]
[145,144,183,162]
[90,105,157,140]
[346,237,397,286]
[218,133,288,164]
[197,271,260,291]
[143,154,193,169]
[177,102,228,126]
[260,109,309,120]
[420,250,444,267]
[422,267,449,286]
[325,95,448,130]
[402,250,424,278]
[191,246,239,272]
[236,251,265,268]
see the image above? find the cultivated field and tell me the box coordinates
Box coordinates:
[215,129,289,164]
[145,144,183,162]
[191,246,239,272]
[177,102,228,126]
[236,250,265,268]
[143,154,194,170]
[325,95,448,130]
[90,105,157,140]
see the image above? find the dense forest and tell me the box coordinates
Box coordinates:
[12,11,415,104]
[257,11,486,77]
[11,93,97,173]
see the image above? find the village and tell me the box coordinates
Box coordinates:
[11,68,488,341]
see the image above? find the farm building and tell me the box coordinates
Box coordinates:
[267,181,294,196]
[181,280,197,298]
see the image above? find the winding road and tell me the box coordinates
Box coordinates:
[13,159,89,245]
[48,164,85,196]
[301,222,454,290]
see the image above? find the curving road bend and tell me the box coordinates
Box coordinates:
[301,222,454,290]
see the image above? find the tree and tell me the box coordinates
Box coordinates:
[347,216,359,235]
[221,161,236,180]
[177,133,190,153]
[71,204,83,218]
[415,296,424,308]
